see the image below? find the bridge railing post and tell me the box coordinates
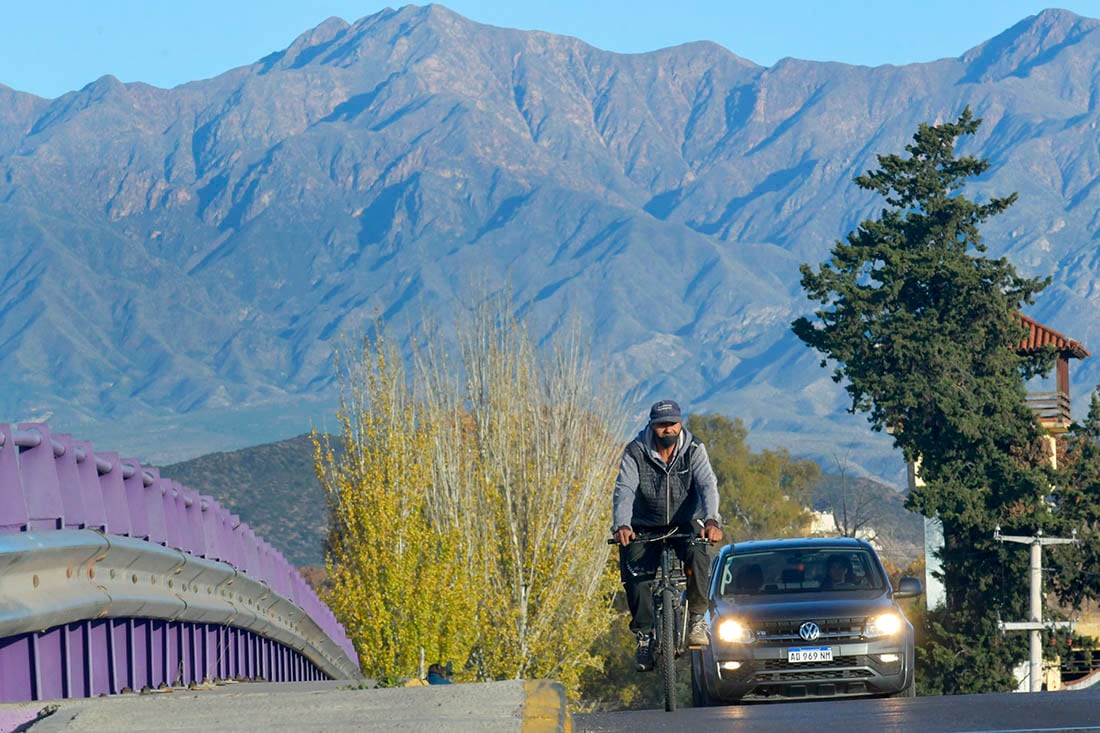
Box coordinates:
[218,508,243,568]
[96,452,132,536]
[135,464,168,546]
[177,486,206,557]
[16,423,65,531]
[72,441,108,532]
[159,479,185,550]
[198,496,222,561]
[51,433,88,530]
[121,458,150,541]
[0,424,29,532]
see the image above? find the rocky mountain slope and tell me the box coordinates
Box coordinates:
[2,5,1099,484]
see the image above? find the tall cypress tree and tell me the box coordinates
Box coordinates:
[792,108,1057,692]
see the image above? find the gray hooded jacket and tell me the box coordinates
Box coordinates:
[611,425,721,532]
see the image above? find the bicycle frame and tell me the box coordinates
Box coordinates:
[652,535,690,643]
[612,528,700,712]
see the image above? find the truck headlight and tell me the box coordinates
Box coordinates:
[864,612,903,638]
[716,619,755,644]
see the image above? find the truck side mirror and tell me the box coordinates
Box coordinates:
[894,576,923,599]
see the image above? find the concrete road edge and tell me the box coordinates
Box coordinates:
[522,680,572,733]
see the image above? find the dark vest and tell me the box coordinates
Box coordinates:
[625,438,701,529]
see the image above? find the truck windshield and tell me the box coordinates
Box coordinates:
[718,548,885,597]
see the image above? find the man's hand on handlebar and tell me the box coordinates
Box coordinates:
[701,519,723,543]
[614,525,636,546]
[611,523,721,545]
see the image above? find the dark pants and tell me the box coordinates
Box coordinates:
[619,529,712,634]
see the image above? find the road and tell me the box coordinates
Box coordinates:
[576,687,1100,732]
[6,678,1100,732]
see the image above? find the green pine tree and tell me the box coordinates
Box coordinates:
[791,108,1058,693]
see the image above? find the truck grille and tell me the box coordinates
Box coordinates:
[756,658,874,681]
[756,617,864,642]
[757,669,875,681]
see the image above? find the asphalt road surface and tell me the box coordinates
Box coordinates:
[576,687,1100,733]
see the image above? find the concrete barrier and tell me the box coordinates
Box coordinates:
[0,679,573,732]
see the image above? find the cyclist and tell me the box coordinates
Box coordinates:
[612,399,723,671]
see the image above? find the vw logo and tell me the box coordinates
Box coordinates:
[799,621,821,641]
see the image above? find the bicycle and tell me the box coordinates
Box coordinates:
[610,528,709,712]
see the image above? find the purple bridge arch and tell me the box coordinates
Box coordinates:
[0,422,361,702]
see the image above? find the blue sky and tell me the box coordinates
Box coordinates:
[4,2,1098,98]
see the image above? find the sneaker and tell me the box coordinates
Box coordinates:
[687,614,708,647]
[634,631,654,671]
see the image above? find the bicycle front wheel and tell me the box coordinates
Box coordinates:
[659,587,678,712]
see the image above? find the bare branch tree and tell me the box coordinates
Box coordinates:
[828,450,877,540]
[415,292,628,689]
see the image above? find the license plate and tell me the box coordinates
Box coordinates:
[787,647,833,663]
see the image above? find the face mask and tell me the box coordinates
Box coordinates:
[656,432,679,449]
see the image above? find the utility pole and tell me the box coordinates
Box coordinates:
[994,527,1077,692]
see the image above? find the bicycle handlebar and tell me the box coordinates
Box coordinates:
[606,530,712,545]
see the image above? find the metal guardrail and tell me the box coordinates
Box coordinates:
[0,421,362,702]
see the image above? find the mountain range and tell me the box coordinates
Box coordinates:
[3,5,1100,485]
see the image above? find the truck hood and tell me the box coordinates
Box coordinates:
[711,594,898,622]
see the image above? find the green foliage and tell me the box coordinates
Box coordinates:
[688,413,818,540]
[917,609,1022,695]
[791,108,1060,693]
[1048,392,1100,609]
[792,108,1051,464]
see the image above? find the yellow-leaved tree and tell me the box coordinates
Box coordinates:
[314,336,478,685]
[318,293,627,696]
[416,295,627,692]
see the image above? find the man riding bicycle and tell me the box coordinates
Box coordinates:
[612,399,723,671]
